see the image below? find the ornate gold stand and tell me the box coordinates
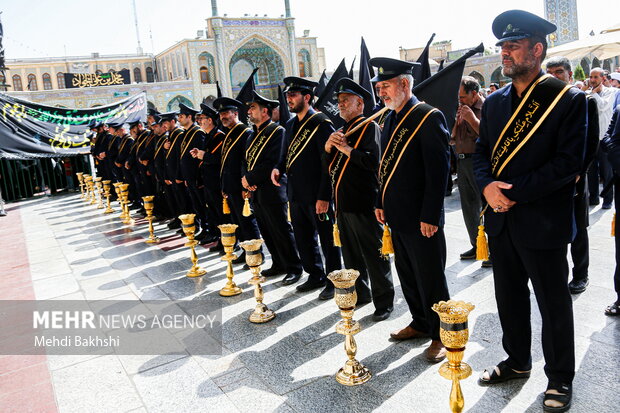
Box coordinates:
[142,196,160,243]
[102,180,114,213]
[94,177,104,209]
[218,224,242,296]
[327,269,371,386]
[113,183,124,221]
[179,214,206,277]
[76,172,85,198]
[84,176,96,204]
[119,183,133,225]
[432,300,475,413]
[240,239,275,323]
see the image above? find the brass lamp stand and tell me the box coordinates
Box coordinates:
[179,214,206,277]
[217,224,242,296]
[240,239,275,323]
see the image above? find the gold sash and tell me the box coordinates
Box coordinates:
[180,126,201,158]
[220,123,249,176]
[379,103,437,203]
[491,74,572,177]
[285,113,330,171]
[246,122,282,171]
[165,128,183,159]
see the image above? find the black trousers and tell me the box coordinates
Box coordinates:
[392,228,449,340]
[227,190,260,242]
[339,211,394,311]
[614,180,620,303]
[172,182,191,216]
[588,147,614,206]
[489,224,575,384]
[203,185,229,233]
[570,176,590,281]
[140,169,155,197]
[187,184,209,232]
[253,198,302,274]
[290,201,342,281]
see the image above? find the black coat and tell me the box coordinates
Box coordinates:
[243,120,288,205]
[379,96,450,232]
[474,73,587,249]
[178,124,206,185]
[200,128,225,189]
[164,127,184,181]
[220,123,252,195]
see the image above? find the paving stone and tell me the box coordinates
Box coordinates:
[32,273,80,300]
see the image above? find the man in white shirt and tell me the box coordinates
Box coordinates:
[586,68,617,208]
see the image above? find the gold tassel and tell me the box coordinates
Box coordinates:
[333,222,342,247]
[612,213,616,237]
[222,197,230,214]
[242,197,251,217]
[381,225,394,256]
[287,202,291,222]
[476,225,489,261]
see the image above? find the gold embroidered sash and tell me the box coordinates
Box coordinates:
[491,74,572,177]
[220,123,249,176]
[379,103,437,203]
[285,113,330,171]
[246,122,282,171]
[165,128,183,159]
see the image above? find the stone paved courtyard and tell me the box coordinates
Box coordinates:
[0,188,618,413]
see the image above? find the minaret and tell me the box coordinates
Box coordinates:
[284,0,298,76]
[131,0,143,55]
[210,0,230,95]
[211,0,218,17]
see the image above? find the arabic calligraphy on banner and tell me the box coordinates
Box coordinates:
[64,69,131,89]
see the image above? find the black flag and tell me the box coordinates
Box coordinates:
[348,56,356,79]
[277,85,292,125]
[216,81,223,98]
[314,69,328,98]
[437,59,445,72]
[415,33,436,85]
[235,68,259,124]
[359,37,376,116]
[413,43,484,132]
[315,59,348,128]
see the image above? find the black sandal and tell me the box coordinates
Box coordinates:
[543,382,572,412]
[604,302,619,316]
[478,360,531,385]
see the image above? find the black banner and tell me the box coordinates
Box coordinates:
[64,69,131,89]
[0,92,147,159]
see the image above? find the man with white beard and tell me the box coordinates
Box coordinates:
[371,57,451,362]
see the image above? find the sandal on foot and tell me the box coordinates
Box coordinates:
[604,302,619,316]
[543,382,572,412]
[478,360,531,385]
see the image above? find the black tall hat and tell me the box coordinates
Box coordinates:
[333,78,372,101]
[282,76,318,94]
[212,97,243,113]
[178,103,200,116]
[199,103,219,120]
[369,57,420,82]
[492,10,556,46]
[245,90,279,109]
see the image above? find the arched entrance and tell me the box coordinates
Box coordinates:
[490,66,510,87]
[580,58,590,75]
[229,38,285,99]
[468,71,485,88]
[167,95,193,112]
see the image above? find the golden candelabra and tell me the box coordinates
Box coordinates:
[102,180,114,214]
[327,269,371,386]
[76,172,85,198]
[119,183,133,225]
[432,300,475,413]
[113,183,125,221]
[142,196,159,244]
[84,175,96,204]
[179,214,206,277]
[218,224,242,296]
[94,177,104,209]
[239,239,275,323]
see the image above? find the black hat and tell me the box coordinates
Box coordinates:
[333,78,372,101]
[282,76,318,94]
[199,103,219,120]
[245,90,279,109]
[106,121,124,130]
[147,108,161,117]
[127,119,143,128]
[178,103,200,116]
[369,58,420,82]
[213,97,243,113]
[159,111,178,122]
[89,120,104,129]
[150,114,163,126]
[492,10,556,46]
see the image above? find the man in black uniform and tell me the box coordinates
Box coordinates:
[137,119,157,198]
[474,11,586,412]
[126,120,149,211]
[213,97,261,260]
[546,56,600,294]
[371,58,451,362]
[191,103,227,250]
[113,122,134,187]
[324,78,395,319]
[271,77,342,292]
[602,104,620,317]
[177,103,213,241]
[149,115,172,219]
[162,111,189,231]
[91,121,112,180]
[243,90,303,283]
